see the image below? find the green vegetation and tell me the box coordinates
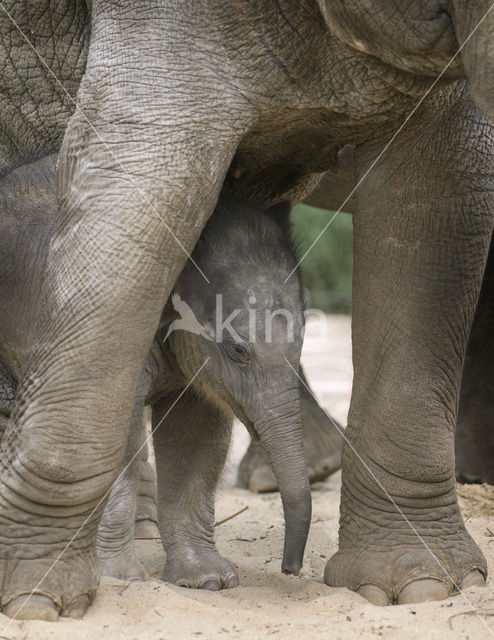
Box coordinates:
[291,204,353,314]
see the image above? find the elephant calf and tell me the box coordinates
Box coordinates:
[0,153,339,607]
[97,192,315,589]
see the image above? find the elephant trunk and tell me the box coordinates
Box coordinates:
[453,1,494,120]
[254,397,311,575]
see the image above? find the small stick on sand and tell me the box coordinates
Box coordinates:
[214,506,249,527]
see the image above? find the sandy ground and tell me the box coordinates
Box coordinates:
[1,316,493,640]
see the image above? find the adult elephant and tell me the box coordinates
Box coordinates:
[0,0,493,619]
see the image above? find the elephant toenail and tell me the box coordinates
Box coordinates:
[461,570,486,589]
[397,579,449,604]
[200,579,221,591]
[249,466,278,492]
[134,519,160,539]
[4,594,59,621]
[62,594,91,618]
[356,584,392,606]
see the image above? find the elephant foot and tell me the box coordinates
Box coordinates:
[98,549,148,581]
[0,553,98,620]
[134,518,160,539]
[98,539,149,581]
[237,440,278,492]
[135,459,159,535]
[325,541,486,605]
[163,544,238,590]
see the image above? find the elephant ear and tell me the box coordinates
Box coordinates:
[264,202,291,236]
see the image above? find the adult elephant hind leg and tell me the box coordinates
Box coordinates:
[325,87,494,605]
[456,235,494,485]
[152,388,237,591]
[237,367,343,491]
[298,368,343,482]
[0,15,248,621]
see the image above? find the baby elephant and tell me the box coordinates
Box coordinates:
[0,154,312,595]
[99,196,313,589]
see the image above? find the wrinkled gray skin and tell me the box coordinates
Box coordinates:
[0,0,494,619]
[134,438,160,539]
[237,365,342,492]
[101,194,316,587]
[0,153,313,593]
[306,145,494,487]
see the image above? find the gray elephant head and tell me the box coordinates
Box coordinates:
[164,197,310,575]
[316,0,494,119]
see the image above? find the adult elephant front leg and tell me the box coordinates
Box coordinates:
[325,86,494,605]
[0,3,250,620]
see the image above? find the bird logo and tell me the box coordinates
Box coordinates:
[163,293,213,342]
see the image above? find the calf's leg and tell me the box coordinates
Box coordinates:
[152,388,237,590]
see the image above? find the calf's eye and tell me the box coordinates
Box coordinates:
[225,341,251,364]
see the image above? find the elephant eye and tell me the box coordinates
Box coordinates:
[225,341,252,364]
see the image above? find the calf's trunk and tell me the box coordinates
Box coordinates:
[254,399,311,575]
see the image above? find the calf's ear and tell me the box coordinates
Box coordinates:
[265,202,292,235]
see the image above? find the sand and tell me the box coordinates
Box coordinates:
[0,315,492,640]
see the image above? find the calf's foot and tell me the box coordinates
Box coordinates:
[163,543,238,590]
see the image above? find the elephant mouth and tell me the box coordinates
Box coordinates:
[213,386,259,441]
[230,401,259,441]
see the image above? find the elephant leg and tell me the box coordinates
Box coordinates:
[134,433,160,539]
[97,371,151,580]
[325,89,494,605]
[237,366,343,491]
[0,13,247,619]
[152,388,238,591]
[455,234,494,484]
